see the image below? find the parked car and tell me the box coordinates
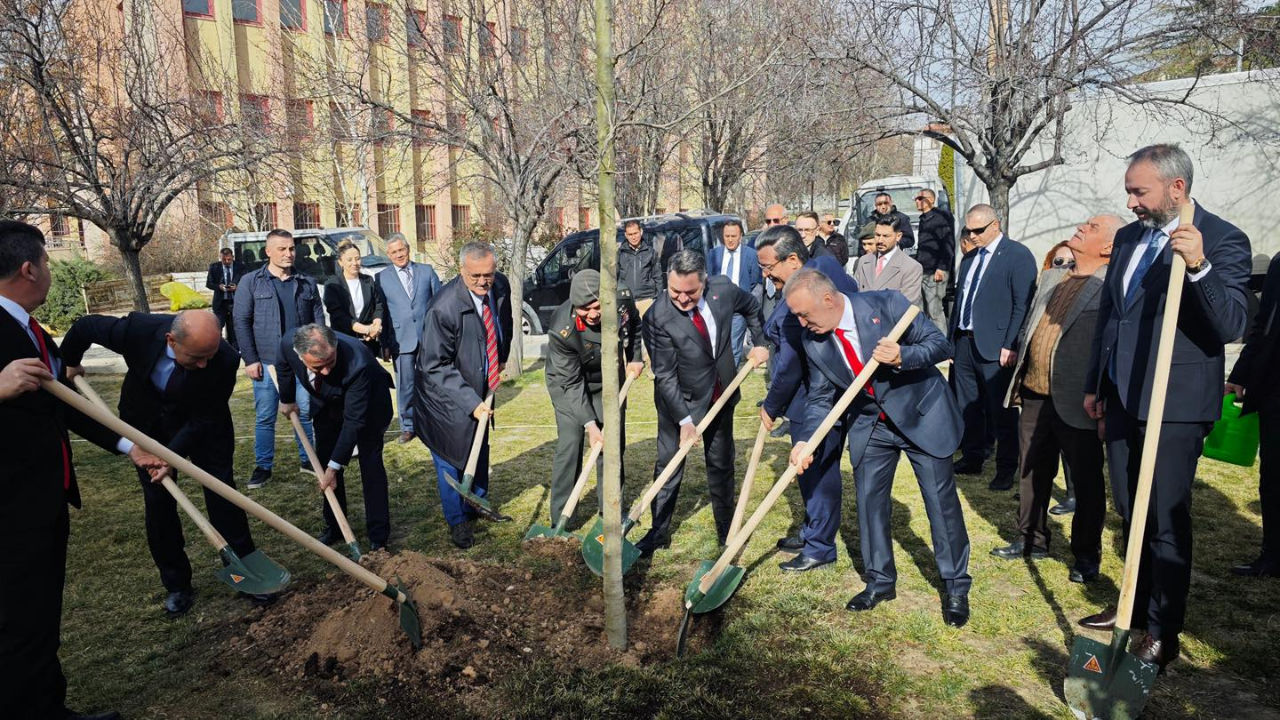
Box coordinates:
[221,227,392,287]
[838,175,953,257]
[521,211,745,335]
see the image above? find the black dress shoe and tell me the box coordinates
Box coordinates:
[63,710,122,720]
[846,587,896,612]
[990,540,1048,560]
[779,554,835,572]
[635,530,669,558]
[1069,564,1100,583]
[770,419,790,438]
[247,466,271,490]
[164,590,194,618]
[299,460,315,476]
[988,473,1015,491]
[942,594,970,628]
[776,535,804,551]
[369,542,387,552]
[954,460,984,475]
[316,527,338,546]
[450,520,474,550]
[1078,606,1117,630]
[1049,498,1077,515]
[1230,557,1280,577]
[1131,633,1180,669]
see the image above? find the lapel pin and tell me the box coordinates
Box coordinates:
[872,317,880,324]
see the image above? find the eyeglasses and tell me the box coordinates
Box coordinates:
[914,196,928,202]
[963,220,995,235]
[758,259,779,273]
[1051,257,1072,267]
[764,218,783,224]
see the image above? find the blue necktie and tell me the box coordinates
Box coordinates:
[1124,231,1163,309]
[961,248,988,329]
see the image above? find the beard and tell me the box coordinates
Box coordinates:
[1137,191,1177,229]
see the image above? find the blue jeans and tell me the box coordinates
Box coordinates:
[432,447,489,527]
[251,374,314,470]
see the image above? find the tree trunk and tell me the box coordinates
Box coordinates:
[988,179,1011,229]
[594,0,627,651]
[112,229,149,311]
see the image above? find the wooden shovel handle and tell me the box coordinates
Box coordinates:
[627,357,762,524]
[72,376,231,551]
[554,366,640,523]
[1115,203,1192,631]
[45,378,404,603]
[463,393,495,481]
[697,306,920,597]
[728,420,769,543]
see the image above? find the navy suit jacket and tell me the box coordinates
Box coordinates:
[1086,203,1251,422]
[1229,252,1280,415]
[762,256,858,431]
[948,236,1038,362]
[804,290,961,465]
[376,261,442,356]
[706,244,762,294]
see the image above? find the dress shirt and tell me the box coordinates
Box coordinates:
[398,264,414,299]
[346,276,365,316]
[1122,201,1211,296]
[304,367,345,471]
[957,233,1003,332]
[720,247,741,284]
[832,297,861,374]
[678,295,719,427]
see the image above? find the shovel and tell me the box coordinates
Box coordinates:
[73,376,291,596]
[524,368,641,541]
[266,367,362,561]
[582,357,762,577]
[1063,203,1194,718]
[47,378,424,649]
[441,393,513,522]
[677,306,920,655]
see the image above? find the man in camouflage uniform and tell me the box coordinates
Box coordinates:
[544,270,644,523]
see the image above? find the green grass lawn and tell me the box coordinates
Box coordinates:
[60,363,1278,719]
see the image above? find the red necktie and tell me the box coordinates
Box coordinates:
[482,300,500,392]
[30,317,71,490]
[834,327,884,419]
[876,255,886,275]
[689,309,722,401]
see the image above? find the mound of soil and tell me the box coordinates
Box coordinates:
[234,538,716,710]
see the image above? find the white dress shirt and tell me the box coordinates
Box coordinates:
[679,295,719,427]
[1121,200,1211,296]
[832,296,862,374]
[346,276,365,317]
[719,247,741,284]
[956,233,1003,331]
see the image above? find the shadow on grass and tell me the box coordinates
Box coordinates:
[969,683,1054,719]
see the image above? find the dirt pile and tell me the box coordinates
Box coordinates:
[234,539,716,708]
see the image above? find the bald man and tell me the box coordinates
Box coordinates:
[991,215,1120,584]
[63,311,270,616]
[761,203,788,229]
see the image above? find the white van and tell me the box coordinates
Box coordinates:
[837,175,954,255]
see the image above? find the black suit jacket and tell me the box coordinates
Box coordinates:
[61,313,238,457]
[277,333,394,466]
[413,273,514,467]
[1086,203,1252,423]
[205,261,245,313]
[948,235,1038,361]
[1230,253,1280,415]
[643,275,764,423]
[0,309,121,532]
[324,274,385,347]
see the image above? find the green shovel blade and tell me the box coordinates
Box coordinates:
[685,560,746,614]
[345,542,363,562]
[580,517,641,577]
[382,576,423,650]
[442,473,512,522]
[524,517,573,541]
[215,548,291,595]
[1064,633,1158,720]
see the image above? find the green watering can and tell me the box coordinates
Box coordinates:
[1203,393,1259,467]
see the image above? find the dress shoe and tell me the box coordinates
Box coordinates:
[239,591,279,608]
[1049,498,1077,515]
[299,460,315,476]
[247,466,271,490]
[369,542,387,552]
[1069,564,1100,584]
[397,431,415,444]
[63,710,122,720]
[942,594,970,628]
[846,587,896,612]
[316,527,338,546]
[776,535,804,551]
[990,540,1048,560]
[1078,606,1117,630]
[770,419,790,438]
[779,554,835,572]
[635,530,669,558]
[954,460,984,475]
[164,589,194,618]
[1131,633,1180,669]
[988,473,1015,491]
[450,520,475,550]
[1230,557,1280,577]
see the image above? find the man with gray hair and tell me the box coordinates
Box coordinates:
[276,323,394,551]
[1077,143,1252,669]
[375,232,441,444]
[415,242,513,549]
[637,250,767,556]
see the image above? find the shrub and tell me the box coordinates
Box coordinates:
[35,257,113,333]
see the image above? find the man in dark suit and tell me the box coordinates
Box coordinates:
[706,219,762,365]
[1079,144,1252,668]
[205,247,243,348]
[638,250,767,556]
[787,269,971,626]
[61,310,273,616]
[277,324,394,551]
[376,233,441,444]
[1226,251,1280,578]
[795,211,834,260]
[0,220,165,720]
[949,203,1038,489]
[756,226,858,570]
[415,242,513,549]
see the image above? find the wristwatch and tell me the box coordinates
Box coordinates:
[1186,257,1207,273]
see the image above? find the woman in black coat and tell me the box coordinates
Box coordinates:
[324,240,385,357]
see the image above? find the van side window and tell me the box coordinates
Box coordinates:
[237,241,268,271]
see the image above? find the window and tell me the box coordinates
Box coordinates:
[286,100,314,139]
[335,203,361,226]
[411,109,433,147]
[578,206,592,229]
[293,202,321,229]
[478,21,495,58]
[372,108,394,144]
[198,202,229,241]
[240,94,270,133]
[253,202,278,230]
[280,0,305,30]
[407,10,427,48]
[416,204,436,241]
[195,91,223,125]
[446,111,465,134]
[510,26,527,61]
[451,204,470,230]
[442,15,462,55]
[232,0,260,24]
[49,213,71,238]
[183,0,213,19]
[365,3,388,42]
[377,204,400,235]
[329,102,354,140]
[323,0,347,36]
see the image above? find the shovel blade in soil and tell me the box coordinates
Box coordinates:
[345,542,363,562]
[443,473,512,522]
[685,559,745,614]
[1064,634,1158,720]
[214,548,291,595]
[384,576,423,650]
[580,517,641,577]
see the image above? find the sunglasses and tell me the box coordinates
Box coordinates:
[765,218,783,224]
[1052,257,1073,267]
[914,196,928,201]
[963,220,995,235]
